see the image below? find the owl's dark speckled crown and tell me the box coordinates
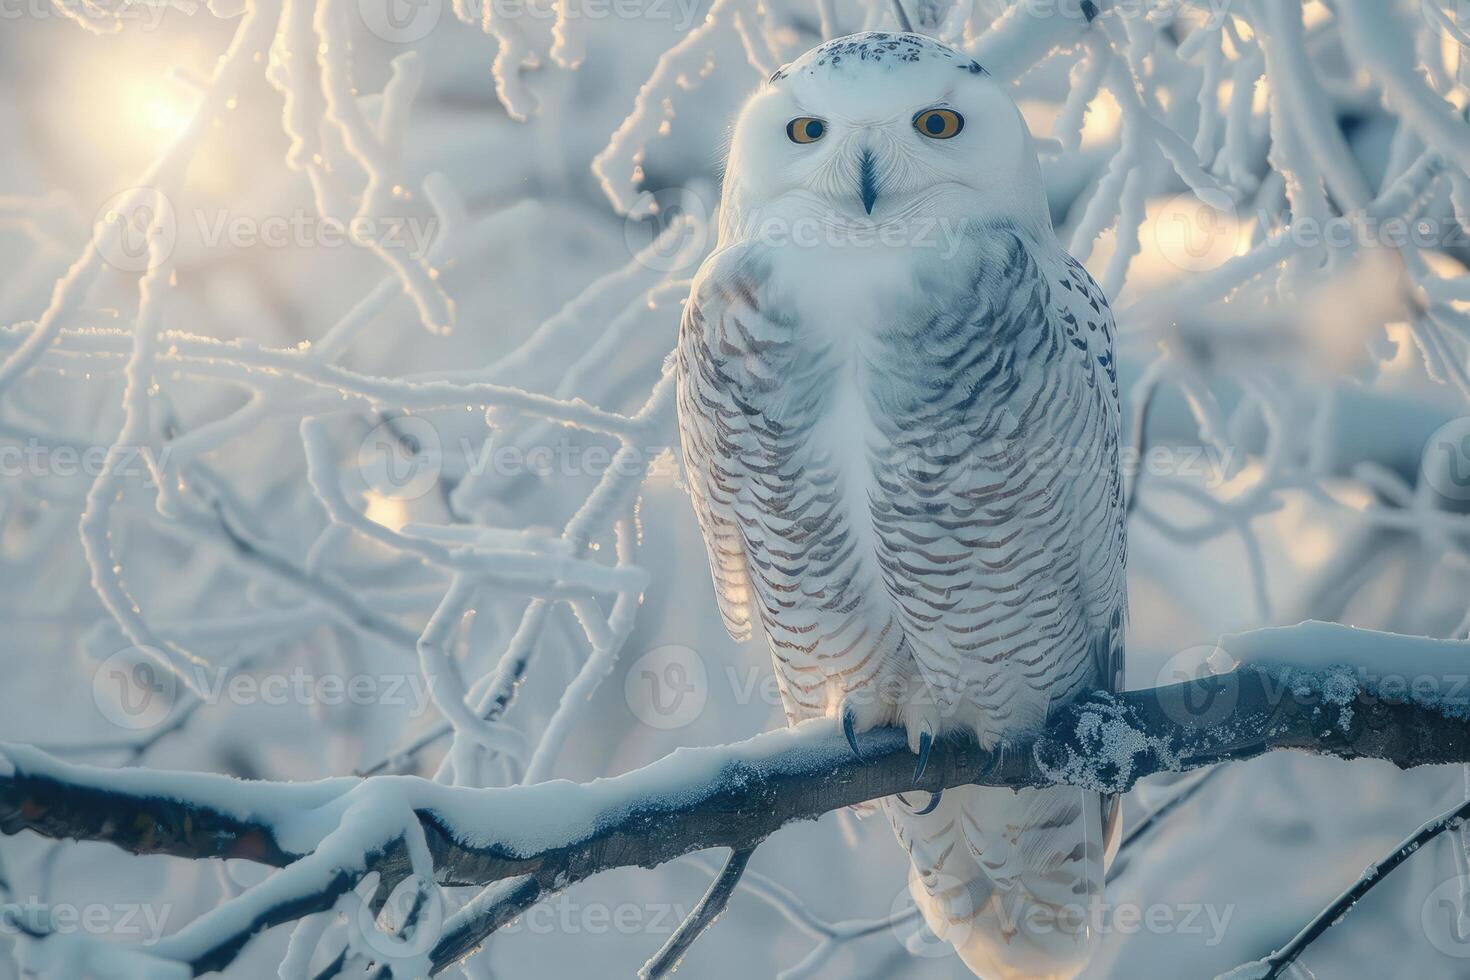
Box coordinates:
[768,32,987,83]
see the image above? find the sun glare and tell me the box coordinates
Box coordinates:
[363,491,412,532]
[138,90,195,138]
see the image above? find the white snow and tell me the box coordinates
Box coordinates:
[1219,622,1470,719]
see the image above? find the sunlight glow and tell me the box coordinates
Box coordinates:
[138,91,194,138]
[1081,90,1121,148]
[363,492,412,532]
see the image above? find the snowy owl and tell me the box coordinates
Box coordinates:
[675,31,1126,980]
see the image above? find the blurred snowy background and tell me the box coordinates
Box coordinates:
[5,0,1470,976]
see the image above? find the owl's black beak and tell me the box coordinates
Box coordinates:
[858,149,879,215]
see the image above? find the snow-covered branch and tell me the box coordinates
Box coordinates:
[4,623,1469,975]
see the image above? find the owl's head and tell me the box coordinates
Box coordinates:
[722,32,1048,237]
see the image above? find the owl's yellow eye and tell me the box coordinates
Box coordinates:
[914,108,964,139]
[786,117,826,144]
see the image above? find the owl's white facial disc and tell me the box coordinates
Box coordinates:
[722,32,1049,239]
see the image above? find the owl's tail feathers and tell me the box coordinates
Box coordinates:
[885,783,1119,980]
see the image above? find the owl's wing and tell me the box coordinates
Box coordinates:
[674,245,779,643]
[1054,253,1128,864]
[1053,252,1127,700]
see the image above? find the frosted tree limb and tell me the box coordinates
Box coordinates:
[4,623,1470,975]
[0,324,650,440]
[1336,3,1470,176]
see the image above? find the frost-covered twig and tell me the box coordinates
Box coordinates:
[0,323,649,439]
[1221,795,1470,980]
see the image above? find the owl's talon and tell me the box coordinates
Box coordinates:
[840,700,862,759]
[913,730,933,784]
[895,790,943,815]
[913,790,943,815]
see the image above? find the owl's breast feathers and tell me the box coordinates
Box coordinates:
[676,224,1125,737]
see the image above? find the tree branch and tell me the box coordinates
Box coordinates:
[639,846,757,980]
[2,639,1468,976]
[0,751,310,867]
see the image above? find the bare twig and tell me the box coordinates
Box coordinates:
[422,876,543,977]
[1227,795,1470,979]
[639,846,757,980]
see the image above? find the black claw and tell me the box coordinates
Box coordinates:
[841,703,862,759]
[895,789,944,816]
[913,730,933,784]
[913,790,943,816]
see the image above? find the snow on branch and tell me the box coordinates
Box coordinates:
[3,624,1469,976]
